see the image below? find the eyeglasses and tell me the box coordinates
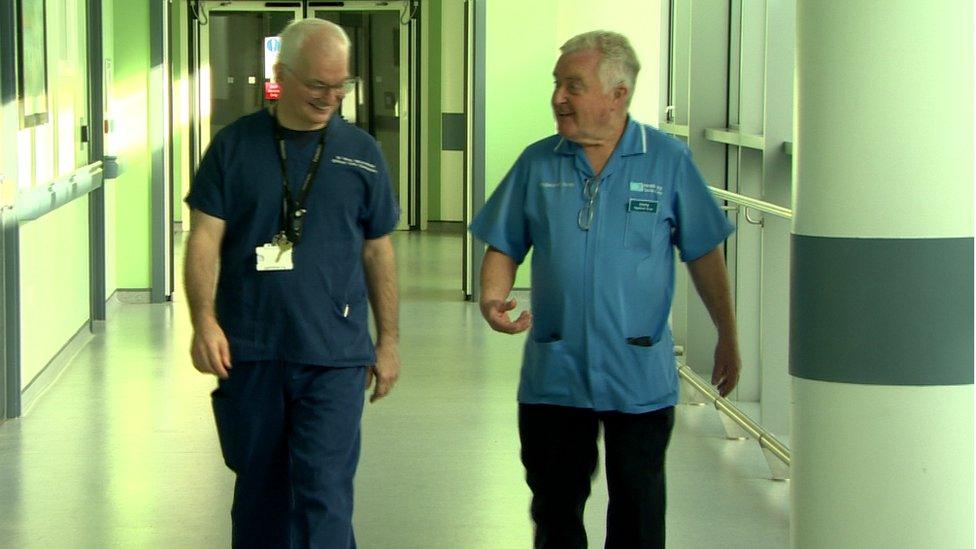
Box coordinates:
[283,65,356,96]
[578,177,600,231]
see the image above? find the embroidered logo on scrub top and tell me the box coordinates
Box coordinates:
[332,156,378,173]
[629,182,664,195]
[628,198,658,213]
[540,181,575,189]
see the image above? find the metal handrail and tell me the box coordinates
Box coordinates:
[708,187,793,220]
[677,362,791,466]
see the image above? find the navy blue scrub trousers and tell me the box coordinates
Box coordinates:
[211,360,367,549]
[519,403,676,549]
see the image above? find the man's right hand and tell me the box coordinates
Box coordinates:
[480,298,532,334]
[190,319,233,379]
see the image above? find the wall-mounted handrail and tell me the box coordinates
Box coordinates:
[660,122,690,137]
[704,127,765,150]
[677,362,791,466]
[12,161,103,222]
[708,187,792,220]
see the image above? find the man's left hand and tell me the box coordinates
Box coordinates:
[367,341,401,403]
[711,337,741,397]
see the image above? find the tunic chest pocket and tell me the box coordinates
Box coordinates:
[623,198,660,250]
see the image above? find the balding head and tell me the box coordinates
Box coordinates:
[272,18,352,130]
[278,18,350,71]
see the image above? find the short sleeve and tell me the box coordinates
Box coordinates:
[185,140,227,220]
[469,153,532,263]
[672,148,735,262]
[361,143,400,239]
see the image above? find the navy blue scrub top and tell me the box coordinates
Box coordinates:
[470,118,734,413]
[186,109,399,367]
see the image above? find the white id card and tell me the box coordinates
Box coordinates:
[256,243,294,271]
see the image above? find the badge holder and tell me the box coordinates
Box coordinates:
[256,232,294,271]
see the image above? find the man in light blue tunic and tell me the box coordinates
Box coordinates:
[469,31,741,548]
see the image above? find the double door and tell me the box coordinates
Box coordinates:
[194,1,414,230]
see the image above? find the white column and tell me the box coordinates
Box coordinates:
[791,2,974,547]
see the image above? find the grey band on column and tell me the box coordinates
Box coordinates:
[790,235,974,386]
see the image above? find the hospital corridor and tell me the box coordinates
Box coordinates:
[0,1,971,548]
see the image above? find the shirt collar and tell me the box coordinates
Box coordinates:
[552,116,646,157]
[617,117,646,157]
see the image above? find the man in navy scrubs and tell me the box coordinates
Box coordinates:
[470,31,742,548]
[184,18,400,549]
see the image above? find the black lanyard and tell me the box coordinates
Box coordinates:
[272,114,327,244]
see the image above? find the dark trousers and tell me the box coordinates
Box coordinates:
[519,403,676,549]
[211,361,367,549]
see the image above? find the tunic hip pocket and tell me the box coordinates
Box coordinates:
[521,339,573,399]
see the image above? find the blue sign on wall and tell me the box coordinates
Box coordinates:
[264,37,282,79]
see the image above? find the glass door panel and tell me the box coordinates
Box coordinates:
[198,1,301,151]
[312,2,410,230]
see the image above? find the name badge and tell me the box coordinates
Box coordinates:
[256,243,294,271]
[627,198,658,213]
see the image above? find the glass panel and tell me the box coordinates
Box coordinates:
[208,11,294,140]
[313,10,401,204]
[369,12,401,203]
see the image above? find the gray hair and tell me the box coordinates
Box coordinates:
[560,31,640,104]
[278,18,350,70]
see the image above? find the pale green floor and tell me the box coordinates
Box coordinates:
[0,230,789,548]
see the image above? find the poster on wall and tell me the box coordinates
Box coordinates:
[17,0,49,128]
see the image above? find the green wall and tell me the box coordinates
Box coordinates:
[111,0,152,289]
[103,0,117,299]
[16,0,95,388]
[170,0,187,225]
[485,1,558,286]
[19,198,91,388]
[12,0,157,393]
[485,1,557,193]
[481,1,663,286]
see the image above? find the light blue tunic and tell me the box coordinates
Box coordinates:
[470,118,734,413]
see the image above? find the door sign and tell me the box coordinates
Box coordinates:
[265,37,281,80]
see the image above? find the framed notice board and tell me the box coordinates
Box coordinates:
[17,0,48,128]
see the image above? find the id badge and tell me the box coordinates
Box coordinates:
[255,243,294,271]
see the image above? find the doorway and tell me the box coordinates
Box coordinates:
[191,0,415,231]
[194,1,301,151]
